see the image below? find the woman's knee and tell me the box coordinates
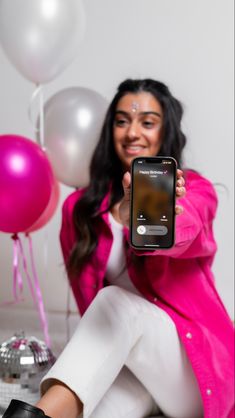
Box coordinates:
[91,285,138,320]
[95,285,129,304]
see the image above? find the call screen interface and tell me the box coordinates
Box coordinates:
[131,158,176,248]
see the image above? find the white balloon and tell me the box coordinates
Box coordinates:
[42,87,108,188]
[0,0,86,84]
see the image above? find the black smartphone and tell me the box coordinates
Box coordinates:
[130,156,177,249]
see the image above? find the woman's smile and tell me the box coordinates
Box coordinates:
[122,143,146,155]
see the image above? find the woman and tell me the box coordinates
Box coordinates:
[3,79,234,418]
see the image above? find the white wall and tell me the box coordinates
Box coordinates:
[0,0,234,321]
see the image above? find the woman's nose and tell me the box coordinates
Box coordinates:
[126,121,141,140]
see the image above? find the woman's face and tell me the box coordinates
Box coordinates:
[113,92,163,170]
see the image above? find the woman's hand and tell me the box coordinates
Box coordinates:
[119,169,186,228]
[119,172,132,227]
[175,169,186,214]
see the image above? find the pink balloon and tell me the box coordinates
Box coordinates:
[0,134,54,233]
[26,177,60,233]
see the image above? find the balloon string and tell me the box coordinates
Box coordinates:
[0,235,24,307]
[28,84,42,135]
[38,84,45,150]
[27,234,51,347]
[12,234,23,301]
[28,84,45,149]
[43,228,49,273]
[0,235,51,346]
[17,236,37,305]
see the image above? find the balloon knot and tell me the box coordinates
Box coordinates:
[11,233,18,241]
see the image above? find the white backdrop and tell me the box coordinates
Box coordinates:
[0,0,234,318]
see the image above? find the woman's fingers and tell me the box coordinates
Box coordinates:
[175,169,185,213]
[176,186,186,198]
[122,171,131,201]
[119,172,131,227]
[176,169,186,198]
[176,168,183,178]
[177,177,185,187]
[175,205,184,215]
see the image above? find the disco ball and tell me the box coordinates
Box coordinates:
[0,332,55,411]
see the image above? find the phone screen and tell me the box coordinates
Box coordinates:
[130,157,177,249]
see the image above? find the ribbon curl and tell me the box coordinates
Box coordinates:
[0,234,51,347]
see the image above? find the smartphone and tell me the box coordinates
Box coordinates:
[130,156,177,249]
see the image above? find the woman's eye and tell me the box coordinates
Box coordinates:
[143,121,154,128]
[115,119,127,126]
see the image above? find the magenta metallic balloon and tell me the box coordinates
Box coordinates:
[0,134,54,233]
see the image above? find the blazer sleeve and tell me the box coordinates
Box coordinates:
[59,190,83,264]
[130,171,218,259]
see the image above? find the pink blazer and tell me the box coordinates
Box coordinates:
[60,170,234,418]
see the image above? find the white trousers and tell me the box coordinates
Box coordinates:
[41,286,203,418]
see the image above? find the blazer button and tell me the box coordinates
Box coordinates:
[206,389,212,396]
[186,332,192,339]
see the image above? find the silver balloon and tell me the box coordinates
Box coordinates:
[42,87,108,188]
[0,0,86,84]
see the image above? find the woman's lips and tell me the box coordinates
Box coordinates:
[123,145,146,155]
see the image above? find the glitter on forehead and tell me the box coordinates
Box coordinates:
[131,102,139,112]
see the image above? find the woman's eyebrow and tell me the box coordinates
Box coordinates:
[140,111,162,118]
[115,110,162,118]
[115,110,130,116]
